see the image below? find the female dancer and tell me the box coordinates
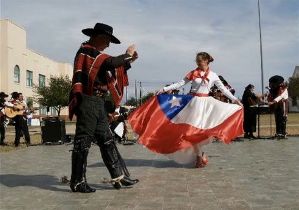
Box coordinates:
[130,52,243,168]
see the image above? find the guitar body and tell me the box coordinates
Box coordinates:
[268,84,287,113]
[4,104,24,118]
[248,97,259,106]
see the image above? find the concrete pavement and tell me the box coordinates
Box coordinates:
[0,138,299,210]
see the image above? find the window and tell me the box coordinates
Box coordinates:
[50,107,57,116]
[39,74,46,87]
[39,106,47,115]
[14,65,20,83]
[26,70,33,87]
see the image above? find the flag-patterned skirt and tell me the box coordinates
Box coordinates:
[128,94,244,164]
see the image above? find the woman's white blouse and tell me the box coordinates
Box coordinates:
[163,70,237,102]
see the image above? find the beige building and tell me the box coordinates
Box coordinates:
[0,19,73,116]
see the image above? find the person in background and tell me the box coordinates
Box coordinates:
[0,92,9,145]
[164,84,179,94]
[241,84,261,139]
[268,75,288,139]
[209,75,235,103]
[10,92,31,147]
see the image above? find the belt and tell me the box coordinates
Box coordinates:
[190,93,209,97]
[93,89,107,97]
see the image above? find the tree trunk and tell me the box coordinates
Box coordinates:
[55,106,61,117]
[57,107,61,117]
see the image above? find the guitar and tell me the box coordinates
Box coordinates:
[4,104,25,118]
[267,84,287,112]
[248,97,259,106]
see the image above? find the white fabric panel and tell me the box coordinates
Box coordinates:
[171,97,241,129]
[166,138,213,164]
[114,122,124,138]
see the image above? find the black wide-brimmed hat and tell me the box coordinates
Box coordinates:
[0,92,8,98]
[11,91,19,99]
[82,23,121,44]
[269,75,284,84]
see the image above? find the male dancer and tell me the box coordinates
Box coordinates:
[69,23,138,193]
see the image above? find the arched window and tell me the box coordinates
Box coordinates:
[14,65,20,83]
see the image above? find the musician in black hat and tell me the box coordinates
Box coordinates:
[268,75,288,139]
[68,22,138,193]
[0,92,9,145]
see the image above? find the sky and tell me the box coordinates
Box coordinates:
[1,0,298,99]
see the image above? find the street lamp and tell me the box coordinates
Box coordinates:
[258,0,264,95]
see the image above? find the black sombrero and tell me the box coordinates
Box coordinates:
[0,92,8,98]
[82,23,121,44]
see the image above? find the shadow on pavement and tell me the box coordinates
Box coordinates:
[0,174,69,192]
[88,158,188,169]
[0,174,122,192]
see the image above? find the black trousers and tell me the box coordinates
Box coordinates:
[0,116,5,144]
[71,94,123,185]
[243,107,257,134]
[274,103,287,135]
[14,115,30,146]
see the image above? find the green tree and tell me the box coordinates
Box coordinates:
[125,92,155,107]
[141,92,155,104]
[26,97,34,109]
[288,77,299,106]
[126,97,138,106]
[34,75,72,116]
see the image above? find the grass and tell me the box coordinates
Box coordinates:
[0,134,42,152]
[258,112,299,137]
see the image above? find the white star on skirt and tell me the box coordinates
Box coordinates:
[169,96,181,108]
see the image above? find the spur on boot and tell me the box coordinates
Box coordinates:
[111,175,139,189]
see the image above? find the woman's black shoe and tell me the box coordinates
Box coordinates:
[244,133,250,139]
[276,134,287,139]
[249,134,257,139]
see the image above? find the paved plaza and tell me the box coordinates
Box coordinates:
[0,138,299,210]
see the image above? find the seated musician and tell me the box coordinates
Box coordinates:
[241,84,263,139]
[268,75,288,139]
[105,100,128,142]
